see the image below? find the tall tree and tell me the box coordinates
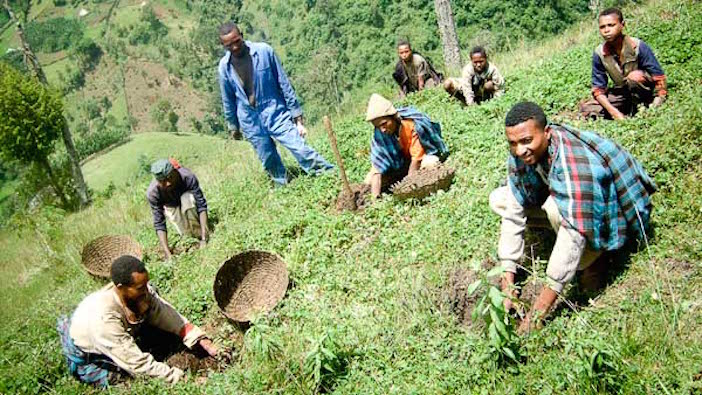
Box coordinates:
[434,0,462,72]
[3,0,91,207]
[0,63,69,207]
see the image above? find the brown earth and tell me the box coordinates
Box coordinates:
[122,59,207,133]
[391,165,455,201]
[74,55,207,134]
[443,259,498,328]
[336,183,371,212]
[165,348,232,374]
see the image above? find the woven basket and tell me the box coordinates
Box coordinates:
[213,250,289,322]
[81,235,143,278]
[391,165,456,201]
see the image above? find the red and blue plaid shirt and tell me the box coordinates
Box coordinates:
[508,124,656,251]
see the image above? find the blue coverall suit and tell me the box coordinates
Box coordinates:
[218,41,333,185]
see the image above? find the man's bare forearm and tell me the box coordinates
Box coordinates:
[408,160,421,176]
[199,211,209,241]
[157,230,171,259]
[595,94,625,119]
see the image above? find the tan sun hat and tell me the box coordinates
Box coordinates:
[365,93,397,122]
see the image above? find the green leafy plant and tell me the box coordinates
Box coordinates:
[244,315,282,362]
[302,332,348,393]
[467,265,522,366]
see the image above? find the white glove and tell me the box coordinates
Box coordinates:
[296,122,308,138]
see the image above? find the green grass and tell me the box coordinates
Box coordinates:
[81,132,251,192]
[1,0,701,393]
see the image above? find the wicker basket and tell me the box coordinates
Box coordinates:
[81,235,143,278]
[391,165,456,201]
[213,250,289,322]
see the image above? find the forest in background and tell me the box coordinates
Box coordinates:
[0,0,634,218]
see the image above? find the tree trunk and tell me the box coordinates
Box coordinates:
[434,0,462,73]
[62,122,90,206]
[41,157,70,208]
[5,0,91,207]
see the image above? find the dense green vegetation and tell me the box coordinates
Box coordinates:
[0,0,700,393]
[24,17,84,52]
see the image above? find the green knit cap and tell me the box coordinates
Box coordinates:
[150,159,174,181]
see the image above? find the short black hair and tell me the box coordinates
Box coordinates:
[218,21,241,37]
[505,102,547,128]
[111,255,147,286]
[470,46,487,58]
[599,7,624,23]
[397,39,411,49]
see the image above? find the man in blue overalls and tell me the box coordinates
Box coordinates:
[218,22,334,185]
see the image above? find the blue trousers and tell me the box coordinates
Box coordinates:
[247,123,333,185]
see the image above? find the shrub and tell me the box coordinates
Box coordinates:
[24,17,84,53]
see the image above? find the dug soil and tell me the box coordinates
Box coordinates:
[165,347,231,374]
[444,259,498,327]
[336,183,371,211]
[391,165,455,201]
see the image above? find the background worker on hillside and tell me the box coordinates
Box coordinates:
[57,255,217,387]
[218,22,334,186]
[443,46,505,105]
[146,158,209,260]
[490,102,656,333]
[579,7,667,119]
[363,94,448,198]
[392,40,443,98]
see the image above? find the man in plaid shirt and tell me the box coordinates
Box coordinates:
[490,102,656,332]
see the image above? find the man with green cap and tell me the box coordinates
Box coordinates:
[146,159,209,260]
[363,93,448,198]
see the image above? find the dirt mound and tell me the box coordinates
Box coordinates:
[391,165,455,201]
[165,348,232,374]
[336,183,371,211]
[445,267,480,327]
[444,260,498,327]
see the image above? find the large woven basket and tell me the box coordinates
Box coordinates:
[213,250,289,323]
[81,235,143,278]
[391,165,456,201]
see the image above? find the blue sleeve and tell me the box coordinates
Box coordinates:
[269,47,302,119]
[591,52,609,89]
[147,188,167,232]
[183,172,208,214]
[218,60,240,131]
[637,41,665,76]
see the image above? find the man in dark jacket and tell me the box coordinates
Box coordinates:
[146,159,209,260]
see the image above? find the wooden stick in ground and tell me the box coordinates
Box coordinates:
[323,116,356,210]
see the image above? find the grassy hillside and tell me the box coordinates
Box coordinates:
[1,0,701,393]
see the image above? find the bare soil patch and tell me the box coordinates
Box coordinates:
[123,59,207,133]
[443,259,498,327]
[165,347,232,374]
[336,183,371,212]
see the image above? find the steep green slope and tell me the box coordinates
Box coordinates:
[0,0,700,393]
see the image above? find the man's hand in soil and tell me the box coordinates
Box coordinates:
[198,338,218,357]
[518,286,557,335]
[651,96,665,108]
[501,272,518,312]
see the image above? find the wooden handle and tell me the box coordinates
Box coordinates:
[323,116,355,209]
